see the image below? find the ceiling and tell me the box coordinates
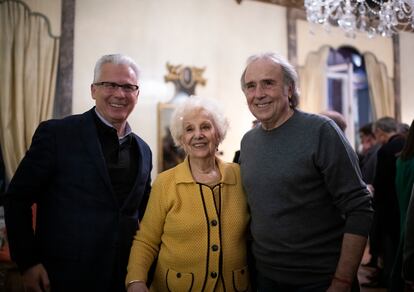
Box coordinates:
[236,0,413,33]
[235,0,304,9]
[236,0,386,9]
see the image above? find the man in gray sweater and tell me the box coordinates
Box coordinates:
[239,52,373,292]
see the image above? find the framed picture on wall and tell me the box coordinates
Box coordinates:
[157,102,185,173]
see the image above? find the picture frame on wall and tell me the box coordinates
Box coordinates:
[157,102,185,173]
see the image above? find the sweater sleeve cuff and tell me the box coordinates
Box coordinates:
[344,210,374,237]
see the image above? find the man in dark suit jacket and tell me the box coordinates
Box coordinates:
[4,54,152,292]
[368,117,406,288]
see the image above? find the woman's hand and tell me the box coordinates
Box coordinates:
[127,281,149,292]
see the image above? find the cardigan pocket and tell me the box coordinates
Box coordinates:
[232,266,249,292]
[166,268,194,292]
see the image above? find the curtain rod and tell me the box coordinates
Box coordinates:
[0,0,61,39]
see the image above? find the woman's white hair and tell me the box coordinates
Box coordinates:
[170,96,229,148]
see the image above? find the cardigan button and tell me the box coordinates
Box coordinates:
[176,273,181,278]
[211,219,218,226]
[212,244,219,251]
[211,271,217,278]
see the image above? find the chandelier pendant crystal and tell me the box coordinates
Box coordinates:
[304,0,414,38]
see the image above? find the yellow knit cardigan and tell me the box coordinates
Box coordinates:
[126,157,250,292]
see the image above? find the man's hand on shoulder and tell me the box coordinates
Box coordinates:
[22,263,50,292]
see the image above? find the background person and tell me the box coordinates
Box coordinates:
[357,123,381,275]
[239,52,373,292]
[368,117,406,288]
[319,110,347,133]
[126,96,250,292]
[398,122,410,138]
[403,186,414,292]
[390,120,414,291]
[396,120,414,247]
[358,123,380,188]
[4,54,152,292]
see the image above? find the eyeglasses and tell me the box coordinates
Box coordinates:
[93,81,139,93]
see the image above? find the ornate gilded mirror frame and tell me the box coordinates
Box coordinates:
[157,103,185,173]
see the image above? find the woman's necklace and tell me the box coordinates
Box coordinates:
[191,162,221,186]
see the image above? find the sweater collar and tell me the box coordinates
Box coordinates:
[174,156,236,185]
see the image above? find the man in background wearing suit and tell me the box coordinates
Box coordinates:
[4,53,152,292]
[370,117,406,288]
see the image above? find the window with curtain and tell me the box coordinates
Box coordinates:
[0,0,60,182]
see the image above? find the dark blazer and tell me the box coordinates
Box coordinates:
[373,134,405,234]
[4,108,152,291]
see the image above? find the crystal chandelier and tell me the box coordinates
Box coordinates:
[304,0,414,38]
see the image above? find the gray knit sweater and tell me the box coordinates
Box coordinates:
[240,110,373,285]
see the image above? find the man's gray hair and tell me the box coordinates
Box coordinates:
[374,116,398,133]
[240,52,300,108]
[170,96,229,148]
[93,54,140,82]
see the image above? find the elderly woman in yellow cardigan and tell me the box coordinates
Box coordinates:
[126,96,250,292]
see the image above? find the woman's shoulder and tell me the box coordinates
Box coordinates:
[154,159,193,185]
[217,159,241,184]
[218,158,240,170]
